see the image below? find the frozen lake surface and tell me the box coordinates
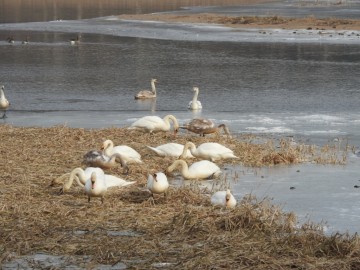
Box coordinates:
[1,0,360,234]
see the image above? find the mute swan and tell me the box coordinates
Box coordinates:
[22,36,29,45]
[167,160,221,180]
[61,167,136,193]
[69,35,81,45]
[6,37,14,44]
[180,142,238,162]
[130,114,179,135]
[82,150,129,174]
[135,78,158,99]
[147,143,194,158]
[85,171,108,203]
[188,87,202,110]
[0,86,10,119]
[211,189,237,208]
[147,172,169,197]
[101,139,142,165]
[180,118,232,137]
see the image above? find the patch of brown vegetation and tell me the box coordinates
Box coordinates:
[120,13,360,31]
[0,125,356,268]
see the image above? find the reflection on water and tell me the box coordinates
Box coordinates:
[0,0,270,23]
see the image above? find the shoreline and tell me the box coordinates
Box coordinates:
[119,13,360,31]
[1,125,360,268]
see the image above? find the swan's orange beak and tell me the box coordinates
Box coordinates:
[173,128,178,137]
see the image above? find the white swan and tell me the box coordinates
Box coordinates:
[147,143,194,158]
[135,78,157,99]
[85,171,108,203]
[69,35,81,45]
[60,167,136,193]
[101,139,142,164]
[167,160,221,180]
[188,87,202,110]
[180,142,238,162]
[0,85,10,119]
[211,189,237,208]
[180,118,232,137]
[147,172,169,197]
[82,150,129,173]
[130,114,179,135]
[6,37,14,44]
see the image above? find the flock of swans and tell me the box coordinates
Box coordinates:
[2,76,238,207]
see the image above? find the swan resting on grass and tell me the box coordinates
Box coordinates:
[101,139,142,166]
[167,160,221,180]
[147,172,169,198]
[211,189,237,208]
[82,150,129,174]
[52,167,136,194]
[146,143,194,158]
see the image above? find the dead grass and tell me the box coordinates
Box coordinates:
[0,125,358,268]
[120,13,360,31]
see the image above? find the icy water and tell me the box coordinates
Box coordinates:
[1,0,360,236]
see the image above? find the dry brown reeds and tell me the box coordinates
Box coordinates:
[0,125,358,268]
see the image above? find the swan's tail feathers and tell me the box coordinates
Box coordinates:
[146,146,163,156]
[120,180,137,187]
[105,175,137,188]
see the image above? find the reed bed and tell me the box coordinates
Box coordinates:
[0,125,358,268]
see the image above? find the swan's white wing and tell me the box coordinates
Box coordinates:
[211,191,227,206]
[189,160,221,179]
[104,174,136,188]
[113,145,141,159]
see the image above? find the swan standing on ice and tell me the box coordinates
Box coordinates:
[147,143,194,158]
[101,139,142,165]
[167,160,221,180]
[147,172,169,198]
[180,142,238,162]
[58,167,136,193]
[188,87,202,110]
[82,151,129,174]
[135,78,158,99]
[130,114,179,135]
[0,86,10,119]
[180,118,232,137]
[211,189,237,208]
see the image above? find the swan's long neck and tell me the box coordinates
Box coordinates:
[192,88,199,103]
[219,124,232,137]
[181,142,197,158]
[151,81,156,94]
[170,160,191,179]
[103,140,114,156]
[164,115,179,130]
[109,153,128,170]
[0,88,5,99]
[63,168,86,191]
